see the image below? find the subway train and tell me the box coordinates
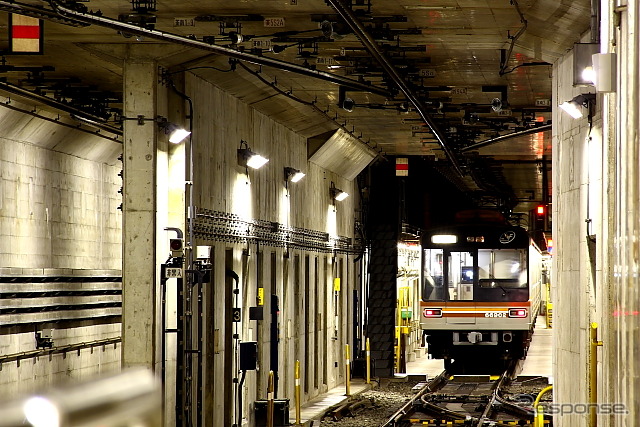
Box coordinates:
[419,209,543,373]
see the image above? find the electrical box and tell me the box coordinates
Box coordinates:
[239,341,257,371]
[196,245,211,260]
[249,306,264,320]
[254,399,289,427]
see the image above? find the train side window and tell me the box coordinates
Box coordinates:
[422,248,444,301]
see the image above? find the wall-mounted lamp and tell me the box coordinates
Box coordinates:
[237,140,269,169]
[330,181,349,201]
[573,43,599,86]
[121,115,191,144]
[284,167,305,183]
[158,120,191,144]
[559,93,595,120]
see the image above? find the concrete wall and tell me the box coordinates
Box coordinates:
[0,323,121,398]
[552,34,602,426]
[0,127,123,396]
[183,74,358,426]
[600,1,639,425]
[554,1,640,425]
[0,140,122,269]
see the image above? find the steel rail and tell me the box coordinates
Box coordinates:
[325,0,465,178]
[475,362,518,426]
[380,370,449,427]
[40,0,393,98]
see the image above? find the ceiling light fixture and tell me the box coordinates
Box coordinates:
[237,140,269,169]
[330,181,349,202]
[559,93,595,120]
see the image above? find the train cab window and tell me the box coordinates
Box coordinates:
[422,248,444,301]
[477,249,528,301]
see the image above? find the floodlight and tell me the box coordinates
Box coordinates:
[559,93,595,120]
[330,181,348,201]
[284,167,305,183]
[238,140,269,169]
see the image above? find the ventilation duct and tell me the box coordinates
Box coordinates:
[308,128,378,180]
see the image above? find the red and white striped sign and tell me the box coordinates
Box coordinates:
[395,157,408,176]
[10,14,42,53]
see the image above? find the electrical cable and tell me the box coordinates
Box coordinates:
[236,61,386,157]
[166,65,235,74]
[499,0,528,76]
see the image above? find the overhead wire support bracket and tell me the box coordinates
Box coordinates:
[325,0,466,178]
[39,0,393,98]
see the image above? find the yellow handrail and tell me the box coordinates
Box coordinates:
[533,385,553,427]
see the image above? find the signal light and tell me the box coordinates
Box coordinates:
[423,308,443,318]
[536,205,545,215]
[170,238,183,257]
[508,308,528,318]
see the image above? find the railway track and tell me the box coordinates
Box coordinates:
[380,364,552,427]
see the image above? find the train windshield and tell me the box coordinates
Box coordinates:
[423,248,529,302]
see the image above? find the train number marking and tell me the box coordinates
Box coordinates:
[484,312,507,318]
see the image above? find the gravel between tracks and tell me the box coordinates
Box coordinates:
[319,378,423,427]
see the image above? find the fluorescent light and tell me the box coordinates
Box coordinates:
[431,234,457,244]
[559,101,584,119]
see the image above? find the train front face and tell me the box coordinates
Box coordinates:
[420,224,539,369]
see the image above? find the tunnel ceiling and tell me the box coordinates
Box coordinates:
[0,0,591,218]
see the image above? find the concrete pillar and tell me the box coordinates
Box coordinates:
[367,162,399,377]
[121,52,158,369]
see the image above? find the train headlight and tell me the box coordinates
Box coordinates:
[431,234,457,244]
[423,308,443,318]
[508,308,528,318]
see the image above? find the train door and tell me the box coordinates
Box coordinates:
[446,251,475,301]
[445,250,476,325]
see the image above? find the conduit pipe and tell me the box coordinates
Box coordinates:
[325,0,465,178]
[38,0,393,98]
[460,124,552,152]
[0,80,123,136]
[0,0,87,27]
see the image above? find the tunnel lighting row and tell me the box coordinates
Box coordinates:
[237,140,348,201]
